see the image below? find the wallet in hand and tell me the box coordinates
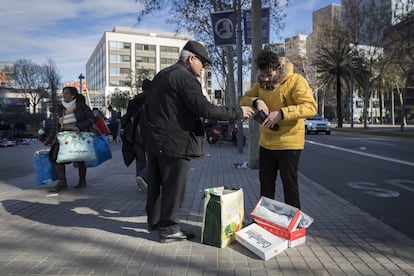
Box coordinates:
[253,110,279,131]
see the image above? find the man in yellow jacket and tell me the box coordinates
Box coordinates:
[240,50,317,209]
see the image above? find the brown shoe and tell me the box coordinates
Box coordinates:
[49,182,67,193]
[74,179,87,188]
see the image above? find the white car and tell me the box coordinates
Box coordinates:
[305,116,331,135]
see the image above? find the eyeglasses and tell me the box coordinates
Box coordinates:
[194,55,207,67]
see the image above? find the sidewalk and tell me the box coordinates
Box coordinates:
[0,142,413,275]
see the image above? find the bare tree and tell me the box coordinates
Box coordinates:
[342,0,392,129]
[135,0,289,167]
[383,10,414,130]
[13,59,49,114]
[43,58,61,120]
[135,0,289,108]
[246,0,262,168]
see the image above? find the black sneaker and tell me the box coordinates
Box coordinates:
[147,223,159,232]
[136,176,148,191]
[74,180,87,188]
[159,230,195,243]
[49,183,67,193]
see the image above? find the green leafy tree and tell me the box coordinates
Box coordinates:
[312,23,369,128]
[130,67,155,94]
[109,89,131,114]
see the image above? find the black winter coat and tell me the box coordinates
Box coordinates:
[141,61,243,158]
[44,100,95,146]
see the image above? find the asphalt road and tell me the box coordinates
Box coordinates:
[300,132,414,239]
[0,140,44,181]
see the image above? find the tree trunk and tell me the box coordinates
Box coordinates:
[336,73,343,128]
[247,0,262,169]
[225,47,236,108]
[379,86,384,125]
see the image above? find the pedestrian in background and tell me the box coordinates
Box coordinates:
[0,121,12,140]
[107,105,119,143]
[123,78,151,191]
[140,40,254,243]
[44,86,95,193]
[13,118,26,141]
[240,50,317,209]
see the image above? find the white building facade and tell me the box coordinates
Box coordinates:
[86,27,211,109]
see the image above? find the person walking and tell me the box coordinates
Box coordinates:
[44,86,95,193]
[140,40,254,243]
[123,78,151,191]
[107,105,119,143]
[240,50,317,209]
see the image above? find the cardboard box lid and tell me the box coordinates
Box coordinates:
[236,223,288,261]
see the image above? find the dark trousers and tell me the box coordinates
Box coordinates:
[259,147,301,209]
[146,151,190,234]
[135,145,147,179]
[55,162,86,184]
[109,123,119,141]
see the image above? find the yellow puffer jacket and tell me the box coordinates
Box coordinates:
[240,58,317,150]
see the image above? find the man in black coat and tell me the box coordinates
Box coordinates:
[140,40,254,243]
[122,79,151,191]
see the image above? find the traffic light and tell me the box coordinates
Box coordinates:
[1,70,6,85]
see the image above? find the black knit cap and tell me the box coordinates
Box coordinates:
[183,40,212,64]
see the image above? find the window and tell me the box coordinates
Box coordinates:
[109,41,131,50]
[136,56,156,65]
[160,58,176,65]
[160,46,179,53]
[136,44,155,51]
[109,54,130,63]
[110,67,120,75]
[120,68,130,75]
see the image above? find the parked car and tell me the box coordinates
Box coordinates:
[305,116,331,135]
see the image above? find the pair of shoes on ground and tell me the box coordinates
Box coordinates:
[49,180,86,192]
[159,229,195,243]
[136,176,148,191]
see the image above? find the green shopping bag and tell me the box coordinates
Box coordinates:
[201,187,244,248]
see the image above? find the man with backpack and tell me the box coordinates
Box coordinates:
[121,79,151,191]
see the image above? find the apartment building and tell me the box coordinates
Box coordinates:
[86,26,212,109]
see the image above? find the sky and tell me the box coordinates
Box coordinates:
[0,0,340,85]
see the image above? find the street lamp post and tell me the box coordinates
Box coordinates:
[78,73,85,94]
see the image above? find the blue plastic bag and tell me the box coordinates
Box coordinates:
[33,149,57,185]
[86,134,112,168]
